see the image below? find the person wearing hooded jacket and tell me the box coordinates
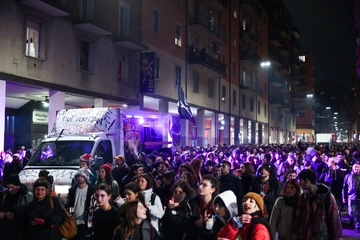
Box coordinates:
[201,190,238,240]
[0,174,33,240]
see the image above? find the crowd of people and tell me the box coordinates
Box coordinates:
[0,141,360,240]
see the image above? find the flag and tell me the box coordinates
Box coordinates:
[177,85,195,124]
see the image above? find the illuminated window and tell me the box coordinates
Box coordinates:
[175,24,182,46]
[25,20,40,58]
[299,55,305,63]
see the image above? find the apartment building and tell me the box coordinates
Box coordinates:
[0,0,304,150]
[295,52,315,142]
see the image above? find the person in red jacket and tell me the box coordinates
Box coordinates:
[218,192,274,240]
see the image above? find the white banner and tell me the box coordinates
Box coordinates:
[32,110,48,124]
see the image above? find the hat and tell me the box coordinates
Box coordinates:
[260,163,272,174]
[309,150,318,158]
[205,160,215,167]
[100,163,112,174]
[5,174,21,186]
[80,154,92,165]
[243,192,264,214]
[75,168,90,184]
[33,178,49,189]
[12,153,22,160]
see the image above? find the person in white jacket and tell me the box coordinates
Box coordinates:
[269,179,302,240]
[138,173,164,233]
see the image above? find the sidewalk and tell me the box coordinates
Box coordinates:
[341,211,360,239]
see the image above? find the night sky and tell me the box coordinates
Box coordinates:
[283,0,357,89]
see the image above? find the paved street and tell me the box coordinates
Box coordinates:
[341,211,360,239]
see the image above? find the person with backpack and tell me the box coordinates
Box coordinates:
[295,169,343,239]
[26,178,67,240]
[233,192,274,240]
[138,173,164,233]
[112,200,160,240]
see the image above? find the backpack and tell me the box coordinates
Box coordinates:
[49,196,77,239]
[150,192,157,205]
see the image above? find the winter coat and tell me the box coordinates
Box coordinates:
[219,173,244,212]
[0,184,33,240]
[294,184,343,240]
[112,220,160,240]
[162,197,192,240]
[236,215,272,240]
[211,190,239,240]
[269,197,297,240]
[66,184,95,227]
[343,171,360,201]
[249,176,281,218]
[142,188,164,233]
[26,195,67,240]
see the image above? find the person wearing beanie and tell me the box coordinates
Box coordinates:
[0,174,33,239]
[27,178,67,240]
[95,163,119,201]
[77,153,97,186]
[66,168,95,239]
[249,162,281,220]
[233,192,274,240]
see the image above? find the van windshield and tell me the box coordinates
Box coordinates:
[28,141,94,166]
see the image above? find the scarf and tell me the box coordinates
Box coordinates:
[197,197,214,219]
[282,194,298,208]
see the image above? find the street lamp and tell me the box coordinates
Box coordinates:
[306,94,313,98]
[260,61,271,67]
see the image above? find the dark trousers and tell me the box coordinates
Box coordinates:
[70,224,88,240]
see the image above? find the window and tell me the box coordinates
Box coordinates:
[242,94,246,109]
[222,85,226,101]
[258,101,260,114]
[222,54,226,64]
[250,96,254,112]
[118,54,127,81]
[152,9,160,33]
[299,112,305,117]
[233,31,236,47]
[233,90,236,106]
[175,24,182,46]
[193,70,199,93]
[299,55,305,63]
[233,61,236,76]
[175,65,181,86]
[155,57,160,80]
[208,78,215,98]
[95,140,113,165]
[26,19,40,58]
[119,1,129,38]
[298,101,306,110]
[79,39,94,72]
[264,104,267,117]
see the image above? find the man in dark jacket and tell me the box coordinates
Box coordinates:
[112,154,129,194]
[250,163,280,220]
[309,150,326,182]
[219,160,244,212]
[0,174,33,240]
[66,168,95,240]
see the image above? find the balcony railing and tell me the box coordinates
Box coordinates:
[240,48,261,64]
[293,27,301,38]
[188,48,226,76]
[18,0,70,17]
[240,80,262,94]
[188,12,226,42]
[241,28,262,44]
[240,0,262,19]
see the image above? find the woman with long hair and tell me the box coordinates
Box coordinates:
[162,180,195,240]
[236,162,255,195]
[113,200,160,240]
[184,174,219,240]
[191,158,203,184]
[137,173,164,233]
[269,179,301,240]
[176,162,196,181]
[122,164,145,188]
[180,171,198,192]
[92,184,121,240]
[26,178,66,240]
[96,163,119,200]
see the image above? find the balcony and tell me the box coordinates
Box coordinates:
[279,64,289,74]
[18,0,70,17]
[291,42,300,52]
[292,27,301,38]
[280,100,291,111]
[292,76,300,84]
[297,66,307,77]
[279,24,290,38]
[241,28,262,44]
[113,27,148,51]
[292,92,305,100]
[240,48,261,65]
[269,69,282,87]
[269,95,282,107]
[240,0,262,19]
[188,47,226,76]
[269,30,282,47]
[279,46,289,56]
[188,12,226,43]
[269,53,282,67]
[240,80,262,95]
[281,82,290,92]
[291,58,300,68]
[292,109,300,116]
